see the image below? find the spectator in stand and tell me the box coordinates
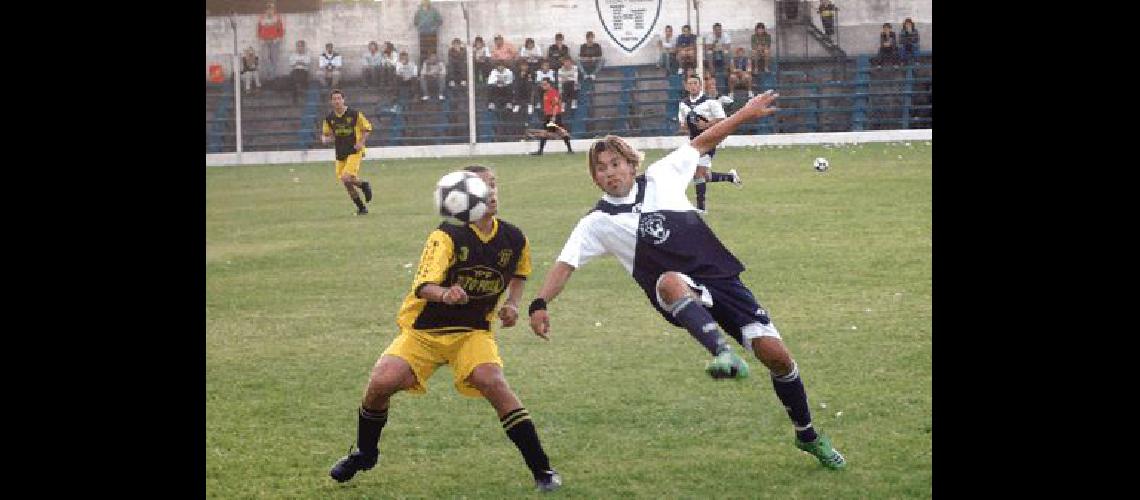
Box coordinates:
[513,60,535,114]
[751,23,772,73]
[490,35,517,70]
[446,38,468,88]
[487,61,515,111]
[393,51,419,111]
[818,0,839,39]
[241,46,261,95]
[557,57,580,110]
[319,43,343,88]
[239,46,261,95]
[658,25,677,74]
[547,33,571,69]
[413,0,443,64]
[578,31,604,81]
[519,38,544,68]
[534,60,556,114]
[472,36,492,85]
[380,41,399,89]
[257,1,284,83]
[362,41,384,88]
[288,40,311,104]
[900,18,919,66]
[727,47,753,97]
[676,25,697,76]
[703,22,731,73]
[420,52,447,101]
[877,23,899,67]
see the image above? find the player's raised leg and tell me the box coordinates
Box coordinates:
[750,335,846,470]
[329,355,417,482]
[657,272,749,379]
[467,363,561,492]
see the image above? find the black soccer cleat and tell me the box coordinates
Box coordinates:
[355,207,369,216]
[528,151,543,156]
[329,448,379,483]
[360,181,373,203]
[534,469,562,492]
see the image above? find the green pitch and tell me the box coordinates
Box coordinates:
[206,142,932,498]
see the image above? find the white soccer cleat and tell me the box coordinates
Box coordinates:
[729,169,743,187]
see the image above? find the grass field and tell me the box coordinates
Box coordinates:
[206,141,932,498]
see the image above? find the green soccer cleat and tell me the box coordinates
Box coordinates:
[795,434,847,470]
[705,350,750,379]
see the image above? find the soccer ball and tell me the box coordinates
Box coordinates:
[434,171,489,223]
[813,157,830,172]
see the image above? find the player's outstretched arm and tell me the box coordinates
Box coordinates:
[528,261,576,340]
[690,90,778,155]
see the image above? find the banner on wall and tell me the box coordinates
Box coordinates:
[595,0,662,54]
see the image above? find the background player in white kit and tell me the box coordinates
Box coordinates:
[677,75,742,213]
[528,90,847,471]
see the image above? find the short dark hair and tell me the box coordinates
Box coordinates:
[756,22,766,29]
[464,165,490,174]
[586,31,595,37]
[713,22,721,27]
[555,33,564,40]
[330,89,345,98]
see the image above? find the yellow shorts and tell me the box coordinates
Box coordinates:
[381,329,502,398]
[335,152,363,181]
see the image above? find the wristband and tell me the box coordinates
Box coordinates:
[528,298,547,315]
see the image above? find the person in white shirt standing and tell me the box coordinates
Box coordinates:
[288,40,311,104]
[556,57,579,110]
[319,42,343,88]
[527,91,847,473]
[657,25,677,73]
[392,51,419,112]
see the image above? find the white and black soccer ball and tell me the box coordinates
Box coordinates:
[434,171,489,223]
[813,157,830,172]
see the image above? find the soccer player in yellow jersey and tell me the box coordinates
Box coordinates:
[329,165,562,492]
[321,89,374,215]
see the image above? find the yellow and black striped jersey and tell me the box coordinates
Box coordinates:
[322,107,372,160]
[396,217,531,334]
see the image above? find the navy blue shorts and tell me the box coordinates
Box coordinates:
[646,275,775,347]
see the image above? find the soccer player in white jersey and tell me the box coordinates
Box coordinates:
[527,91,847,471]
[677,75,742,213]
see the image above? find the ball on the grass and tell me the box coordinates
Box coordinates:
[813,157,830,172]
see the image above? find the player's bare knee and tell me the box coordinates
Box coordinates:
[656,272,692,304]
[467,364,508,394]
[752,337,794,375]
[340,175,355,185]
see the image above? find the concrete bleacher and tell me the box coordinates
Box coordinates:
[205,52,931,153]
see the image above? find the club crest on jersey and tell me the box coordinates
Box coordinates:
[595,0,663,54]
[638,213,671,245]
[497,249,513,267]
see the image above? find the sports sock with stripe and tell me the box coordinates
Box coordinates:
[501,407,552,479]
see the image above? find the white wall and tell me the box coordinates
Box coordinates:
[206,0,931,78]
